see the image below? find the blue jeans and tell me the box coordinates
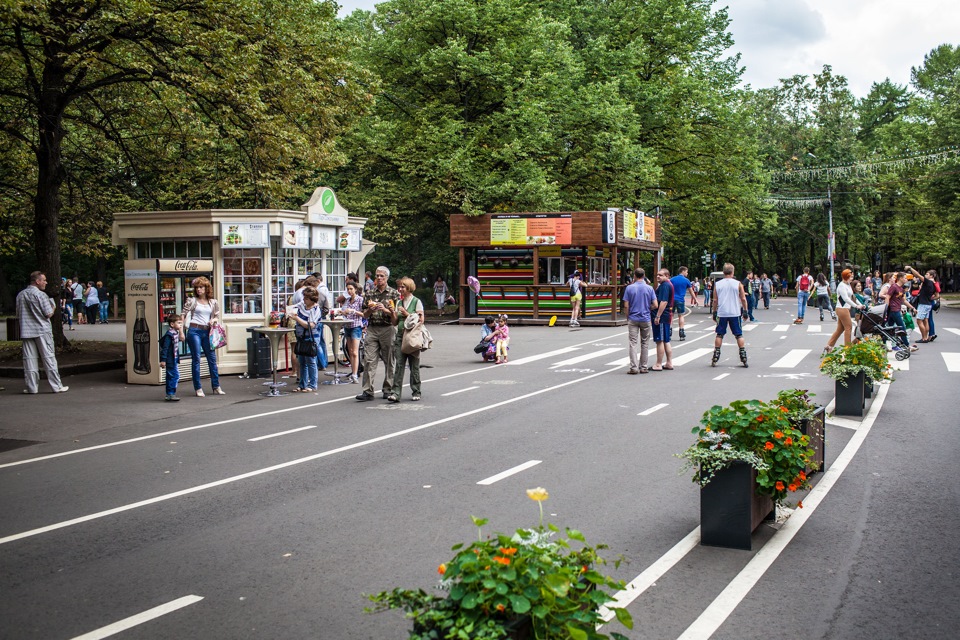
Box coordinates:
[887,310,909,346]
[745,292,755,320]
[797,291,810,318]
[186,326,220,390]
[99,300,109,323]
[299,354,318,389]
[165,360,180,396]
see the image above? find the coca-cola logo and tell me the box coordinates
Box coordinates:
[130,283,150,291]
[175,260,199,270]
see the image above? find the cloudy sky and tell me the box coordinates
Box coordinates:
[335,0,959,98]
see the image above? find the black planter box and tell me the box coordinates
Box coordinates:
[794,406,826,475]
[701,461,774,550]
[835,372,865,417]
[864,378,875,399]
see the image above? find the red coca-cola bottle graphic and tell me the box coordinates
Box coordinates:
[132,300,151,375]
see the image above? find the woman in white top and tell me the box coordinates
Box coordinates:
[181,276,224,397]
[823,269,865,355]
[814,273,836,321]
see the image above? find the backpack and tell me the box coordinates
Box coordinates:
[799,275,811,291]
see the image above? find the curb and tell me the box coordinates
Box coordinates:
[0,359,125,379]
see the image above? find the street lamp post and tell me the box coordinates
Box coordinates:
[826,186,835,292]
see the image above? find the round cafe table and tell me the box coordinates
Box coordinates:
[252,326,294,396]
[322,318,353,385]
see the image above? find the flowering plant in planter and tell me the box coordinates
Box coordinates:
[367,488,633,639]
[819,337,891,386]
[677,398,817,504]
[773,389,818,421]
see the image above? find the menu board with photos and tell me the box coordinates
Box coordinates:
[282,223,310,249]
[220,222,269,248]
[490,214,572,246]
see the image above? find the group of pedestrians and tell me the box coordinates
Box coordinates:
[59,278,111,328]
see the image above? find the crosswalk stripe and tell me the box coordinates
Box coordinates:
[550,347,622,368]
[773,325,789,332]
[638,403,669,416]
[770,349,811,368]
[806,324,822,332]
[742,324,758,331]
[606,357,631,366]
[942,353,960,372]
[672,348,714,367]
[507,347,578,366]
[944,328,960,337]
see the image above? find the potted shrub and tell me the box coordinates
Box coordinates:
[367,488,633,639]
[774,389,824,474]
[819,337,892,417]
[677,399,817,550]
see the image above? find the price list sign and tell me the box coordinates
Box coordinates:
[490,214,572,246]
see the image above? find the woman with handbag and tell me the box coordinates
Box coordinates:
[386,277,424,403]
[181,276,225,397]
[292,286,323,392]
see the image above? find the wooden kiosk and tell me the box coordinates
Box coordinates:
[449,210,661,325]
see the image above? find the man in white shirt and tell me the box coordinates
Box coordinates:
[711,263,749,368]
[16,271,69,393]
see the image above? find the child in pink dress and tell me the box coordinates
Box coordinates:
[494,314,510,364]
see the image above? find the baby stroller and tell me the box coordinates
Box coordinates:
[857,303,910,360]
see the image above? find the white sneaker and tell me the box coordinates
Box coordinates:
[196,389,205,397]
[213,387,226,395]
[54,386,69,393]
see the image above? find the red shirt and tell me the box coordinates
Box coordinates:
[887,283,904,312]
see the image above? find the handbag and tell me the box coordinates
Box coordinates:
[903,310,915,330]
[474,340,488,354]
[209,323,227,349]
[294,330,318,357]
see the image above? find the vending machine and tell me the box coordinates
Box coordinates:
[124,259,215,385]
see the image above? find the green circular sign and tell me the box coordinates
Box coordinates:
[321,189,336,214]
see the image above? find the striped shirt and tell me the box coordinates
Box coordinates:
[340,294,365,329]
[16,285,54,339]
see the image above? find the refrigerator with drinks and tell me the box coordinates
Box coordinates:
[124,259,215,385]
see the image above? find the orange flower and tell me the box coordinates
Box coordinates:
[756,415,765,422]
[788,483,798,492]
[784,437,793,445]
[438,563,446,576]
[765,441,775,450]
[499,547,518,556]
[798,471,807,481]
[773,430,784,439]
[780,406,789,413]
[493,556,511,565]
[496,603,506,612]
[775,481,785,491]
[797,500,804,508]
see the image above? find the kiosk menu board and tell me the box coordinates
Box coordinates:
[490,213,572,246]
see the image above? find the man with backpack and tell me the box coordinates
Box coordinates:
[794,267,813,324]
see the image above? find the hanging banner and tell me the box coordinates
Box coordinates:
[602,211,616,244]
[282,223,310,249]
[490,213,572,245]
[220,222,269,248]
[623,210,638,240]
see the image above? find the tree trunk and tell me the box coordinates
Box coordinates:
[35,63,68,348]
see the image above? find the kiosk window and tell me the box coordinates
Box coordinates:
[271,241,295,312]
[223,248,263,314]
[136,240,213,259]
[326,250,347,298]
[542,257,578,285]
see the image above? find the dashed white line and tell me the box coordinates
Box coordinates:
[442,386,479,397]
[638,403,669,416]
[944,328,960,337]
[550,347,622,368]
[506,347,579,366]
[773,324,789,332]
[941,353,960,372]
[806,324,822,332]
[671,348,713,367]
[477,460,542,485]
[71,595,203,640]
[248,425,318,442]
[741,323,758,331]
[770,349,811,369]
[712,373,730,380]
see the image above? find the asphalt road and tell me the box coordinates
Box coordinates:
[1,298,958,639]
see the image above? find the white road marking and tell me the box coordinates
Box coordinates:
[773,324,789,332]
[770,349,811,369]
[944,328,960,337]
[506,347,578,366]
[671,348,713,367]
[550,347,622,368]
[599,528,700,622]
[0,365,626,545]
[889,351,909,371]
[942,353,960,372]
[71,595,203,640]
[741,324,758,331]
[637,403,669,416]
[606,357,631,366]
[248,425,318,442]
[476,460,542,485]
[712,373,730,380]
[441,386,479,397]
[806,324,822,332]
[678,381,892,640]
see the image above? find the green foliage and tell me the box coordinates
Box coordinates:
[819,336,892,384]
[677,394,818,504]
[367,491,632,639]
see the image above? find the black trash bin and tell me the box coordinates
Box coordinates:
[246,328,272,379]
[6,317,20,341]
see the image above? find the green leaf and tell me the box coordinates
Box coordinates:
[614,606,634,629]
[496,582,509,595]
[451,543,464,551]
[461,592,478,609]
[483,578,497,589]
[450,584,465,601]
[471,516,488,527]
[532,604,549,619]
[567,528,585,542]
[543,574,571,597]
[508,594,531,614]
[523,586,540,600]
[566,624,588,640]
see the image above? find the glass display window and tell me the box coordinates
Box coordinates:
[271,241,295,311]
[326,250,347,298]
[223,248,264,314]
[588,257,610,284]
[135,240,213,259]
[541,257,579,284]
